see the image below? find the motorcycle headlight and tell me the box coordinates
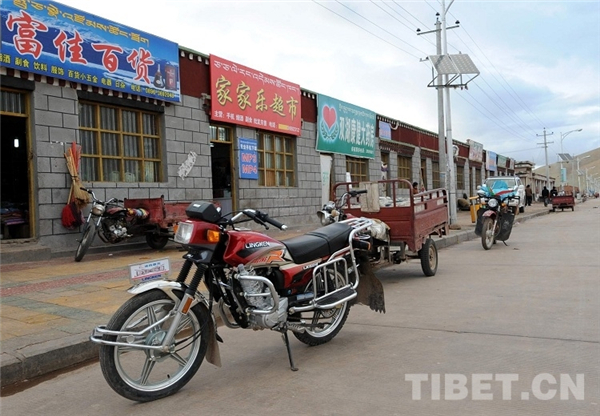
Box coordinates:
[488,198,499,208]
[318,211,332,226]
[175,222,194,244]
[91,203,105,216]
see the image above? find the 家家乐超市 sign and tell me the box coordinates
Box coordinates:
[210,55,301,136]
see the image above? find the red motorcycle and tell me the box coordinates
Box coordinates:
[91,201,385,402]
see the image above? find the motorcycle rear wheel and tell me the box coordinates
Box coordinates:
[99,290,209,402]
[293,270,350,346]
[74,221,96,262]
[481,217,496,250]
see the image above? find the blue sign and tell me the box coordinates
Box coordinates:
[486,151,497,172]
[1,1,181,102]
[378,120,391,140]
[239,137,258,180]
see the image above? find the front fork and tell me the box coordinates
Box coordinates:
[159,257,207,351]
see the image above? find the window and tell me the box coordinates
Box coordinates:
[475,168,482,189]
[420,159,427,187]
[210,125,232,143]
[1,89,26,115]
[432,161,441,189]
[257,132,296,187]
[456,165,465,189]
[397,155,411,188]
[79,102,161,182]
[346,156,368,183]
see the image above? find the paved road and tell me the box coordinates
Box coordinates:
[1,202,599,415]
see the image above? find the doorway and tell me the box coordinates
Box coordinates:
[211,141,233,215]
[1,115,31,240]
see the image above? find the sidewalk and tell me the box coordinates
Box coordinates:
[0,203,550,389]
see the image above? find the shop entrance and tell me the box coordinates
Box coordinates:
[210,141,233,215]
[1,114,31,240]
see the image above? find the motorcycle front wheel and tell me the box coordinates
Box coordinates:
[74,221,96,262]
[481,217,496,250]
[293,270,350,346]
[99,290,209,402]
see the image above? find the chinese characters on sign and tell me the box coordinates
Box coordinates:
[316,94,376,159]
[467,139,484,162]
[210,55,302,136]
[1,1,180,102]
[497,155,507,169]
[238,138,258,180]
[486,151,497,172]
[378,120,392,141]
[129,258,170,285]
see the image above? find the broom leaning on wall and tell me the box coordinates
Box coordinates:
[61,142,90,229]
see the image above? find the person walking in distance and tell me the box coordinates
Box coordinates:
[541,186,550,207]
[525,184,533,206]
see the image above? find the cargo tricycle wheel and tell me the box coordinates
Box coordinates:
[419,238,438,277]
[146,233,169,249]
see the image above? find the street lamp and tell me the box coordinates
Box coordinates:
[576,155,590,198]
[585,166,596,194]
[559,129,583,190]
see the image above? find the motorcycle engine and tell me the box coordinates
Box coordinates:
[236,267,288,330]
[101,217,129,243]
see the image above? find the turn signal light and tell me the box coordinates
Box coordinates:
[206,229,220,243]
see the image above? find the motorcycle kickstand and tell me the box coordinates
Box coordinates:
[281,330,298,371]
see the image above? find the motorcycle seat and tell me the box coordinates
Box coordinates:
[282,222,352,265]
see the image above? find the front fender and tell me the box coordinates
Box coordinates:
[128,280,222,368]
[481,209,497,219]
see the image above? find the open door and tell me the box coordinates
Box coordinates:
[1,89,32,240]
[211,141,233,215]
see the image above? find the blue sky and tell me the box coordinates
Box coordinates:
[58,0,600,167]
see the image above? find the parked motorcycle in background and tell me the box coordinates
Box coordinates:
[75,188,152,261]
[317,188,367,225]
[474,183,520,250]
[91,201,385,402]
[74,188,188,262]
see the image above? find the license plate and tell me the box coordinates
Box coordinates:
[129,257,170,285]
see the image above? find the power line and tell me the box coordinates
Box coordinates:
[334,0,429,57]
[311,1,424,60]
[372,0,436,49]
[448,14,547,128]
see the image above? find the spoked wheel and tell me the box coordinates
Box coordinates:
[146,233,169,249]
[292,270,350,346]
[418,238,438,276]
[99,290,209,402]
[481,217,496,250]
[74,221,96,262]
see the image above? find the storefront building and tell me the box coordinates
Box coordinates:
[0,1,515,248]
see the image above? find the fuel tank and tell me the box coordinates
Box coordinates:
[223,230,289,267]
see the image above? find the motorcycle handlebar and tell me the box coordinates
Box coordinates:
[260,212,288,230]
[349,189,368,197]
[240,209,288,230]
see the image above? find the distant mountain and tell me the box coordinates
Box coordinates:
[533,147,600,190]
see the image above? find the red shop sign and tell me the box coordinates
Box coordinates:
[210,55,301,135]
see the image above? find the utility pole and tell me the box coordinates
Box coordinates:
[417,16,450,191]
[537,128,554,190]
[419,0,478,228]
[441,0,458,226]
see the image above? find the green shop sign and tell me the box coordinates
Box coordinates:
[316,94,375,158]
